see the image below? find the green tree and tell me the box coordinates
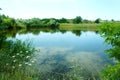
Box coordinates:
[111,19,114,22]
[58,18,68,23]
[47,19,59,28]
[26,18,42,28]
[73,16,82,24]
[95,18,101,23]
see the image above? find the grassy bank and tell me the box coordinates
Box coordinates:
[59,23,100,31]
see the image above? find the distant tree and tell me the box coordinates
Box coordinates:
[0,8,2,10]
[47,19,59,28]
[3,18,17,29]
[58,18,67,23]
[83,19,89,23]
[111,19,114,22]
[26,18,42,28]
[41,18,50,24]
[95,18,101,23]
[73,16,82,24]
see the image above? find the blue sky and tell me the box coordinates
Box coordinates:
[0,0,120,20]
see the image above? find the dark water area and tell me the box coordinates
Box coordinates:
[1,29,114,79]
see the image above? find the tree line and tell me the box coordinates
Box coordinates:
[0,15,60,30]
[57,16,101,24]
[0,14,102,30]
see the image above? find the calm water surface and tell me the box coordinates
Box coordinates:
[11,30,113,79]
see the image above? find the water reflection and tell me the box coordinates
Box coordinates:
[32,46,112,79]
[0,29,114,80]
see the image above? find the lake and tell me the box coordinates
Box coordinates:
[2,29,113,79]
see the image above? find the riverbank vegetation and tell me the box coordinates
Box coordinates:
[0,14,105,31]
[1,13,119,32]
[0,35,36,80]
[99,22,120,80]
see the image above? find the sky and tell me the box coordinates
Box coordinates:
[0,0,120,20]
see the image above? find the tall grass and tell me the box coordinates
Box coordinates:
[0,39,37,80]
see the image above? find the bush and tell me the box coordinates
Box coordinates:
[101,63,120,80]
[95,18,101,23]
[73,16,82,24]
[100,22,120,80]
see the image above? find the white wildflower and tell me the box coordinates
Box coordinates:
[12,66,15,69]
[31,60,35,63]
[12,56,15,58]
[25,62,28,65]
[6,63,9,65]
[19,64,22,67]
[13,60,16,62]
[26,56,30,58]
[20,51,23,53]
[26,51,29,53]
[16,53,20,55]
[28,63,32,66]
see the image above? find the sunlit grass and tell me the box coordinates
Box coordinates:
[59,23,100,31]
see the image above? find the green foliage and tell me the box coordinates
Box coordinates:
[100,22,120,47]
[105,47,120,60]
[101,63,120,80]
[0,39,34,71]
[73,16,82,24]
[95,18,101,23]
[26,18,42,28]
[47,19,59,28]
[25,18,59,29]
[0,14,60,30]
[99,22,120,79]
[0,15,26,30]
[3,18,16,29]
[58,18,68,23]
[16,21,26,29]
[0,39,36,80]
[111,19,115,22]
